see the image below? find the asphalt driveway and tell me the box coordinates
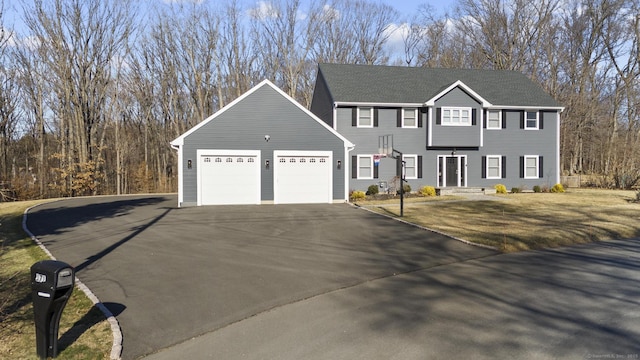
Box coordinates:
[25,195,497,359]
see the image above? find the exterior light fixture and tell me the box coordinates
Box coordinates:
[187,159,192,169]
[337,160,342,169]
[265,160,270,169]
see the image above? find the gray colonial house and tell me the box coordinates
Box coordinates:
[310,63,564,193]
[171,80,353,206]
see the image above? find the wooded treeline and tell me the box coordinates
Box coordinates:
[0,0,638,200]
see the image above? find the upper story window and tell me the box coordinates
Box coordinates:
[442,107,471,126]
[525,111,539,129]
[358,107,373,128]
[487,110,502,129]
[402,108,418,128]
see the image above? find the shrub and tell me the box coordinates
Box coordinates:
[541,184,550,193]
[366,184,379,195]
[533,185,541,193]
[402,184,412,194]
[494,184,507,194]
[511,187,521,193]
[350,190,366,201]
[551,183,565,193]
[419,185,436,197]
[636,190,640,203]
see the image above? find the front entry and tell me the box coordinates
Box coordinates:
[438,155,467,187]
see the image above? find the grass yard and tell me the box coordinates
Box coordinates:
[0,200,112,360]
[359,188,640,252]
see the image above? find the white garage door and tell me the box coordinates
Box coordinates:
[198,150,260,205]
[274,151,332,204]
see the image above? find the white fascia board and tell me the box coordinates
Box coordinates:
[487,105,565,112]
[333,101,423,108]
[425,80,492,107]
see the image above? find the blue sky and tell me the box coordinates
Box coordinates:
[391,0,455,18]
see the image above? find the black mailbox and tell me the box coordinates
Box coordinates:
[31,260,75,359]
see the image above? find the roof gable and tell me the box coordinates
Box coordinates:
[171,79,354,147]
[317,63,562,109]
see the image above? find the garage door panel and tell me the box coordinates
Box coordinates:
[275,152,331,204]
[199,152,260,205]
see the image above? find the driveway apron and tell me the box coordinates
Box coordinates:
[25,195,496,359]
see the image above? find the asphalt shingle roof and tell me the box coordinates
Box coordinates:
[318,63,562,108]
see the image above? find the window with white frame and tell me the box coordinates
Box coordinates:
[442,107,471,126]
[402,108,418,128]
[357,155,373,179]
[358,107,373,127]
[525,111,538,129]
[486,155,502,179]
[524,155,539,178]
[487,110,501,129]
[403,155,418,179]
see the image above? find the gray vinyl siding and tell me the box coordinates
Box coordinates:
[474,110,559,189]
[309,71,334,127]
[336,107,426,191]
[338,106,559,192]
[180,85,346,205]
[431,87,482,147]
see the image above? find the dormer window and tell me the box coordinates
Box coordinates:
[442,107,471,126]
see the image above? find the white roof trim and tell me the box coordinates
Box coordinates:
[171,79,354,148]
[333,101,424,108]
[425,80,492,107]
[487,105,565,112]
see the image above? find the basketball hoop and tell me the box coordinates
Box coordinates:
[378,135,393,157]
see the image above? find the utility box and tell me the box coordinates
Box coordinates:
[30,260,75,359]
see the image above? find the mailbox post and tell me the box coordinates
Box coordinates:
[30,260,75,359]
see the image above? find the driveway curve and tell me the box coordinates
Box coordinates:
[25,195,496,359]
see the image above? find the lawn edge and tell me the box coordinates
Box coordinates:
[350,203,499,252]
[22,201,123,360]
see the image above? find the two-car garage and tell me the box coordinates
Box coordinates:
[197,150,333,206]
[171,80,353,207]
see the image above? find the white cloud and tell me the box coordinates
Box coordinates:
[248,1,279,20]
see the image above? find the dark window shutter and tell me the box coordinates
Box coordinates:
[352,108,357,127]
[436,108,441,125]
[374,163,379,179]
[519,156,524,178]
[418,114,423,128]
[374,108,379,127]
[520,111,525,129]
[397,108,402,127]
[418,156,423,178]
[539,111,544,129]
[472,109,477,126]
[352,156,357,178]
[539,156,544,178]
[502,156,507,178]
[502,110,507,129]
[483,110,487,129]
[481,156,487,178]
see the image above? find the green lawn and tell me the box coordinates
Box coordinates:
[0,200,112,360]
